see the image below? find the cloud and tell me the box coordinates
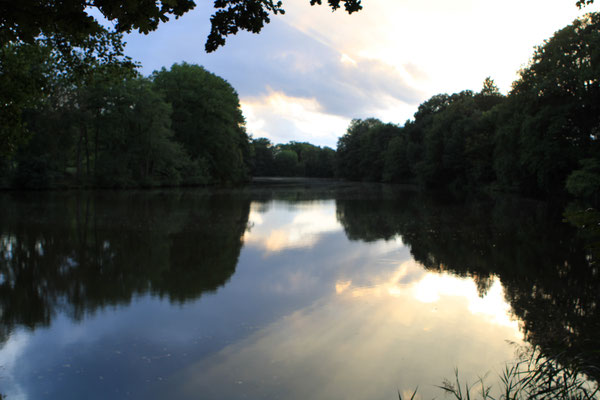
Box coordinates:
[163,17,423,119]
[124,9,424,145]
[122,0,600,146]
[241,89,350,146]
[282,0,599,94]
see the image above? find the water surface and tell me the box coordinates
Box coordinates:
[0,182,597,399]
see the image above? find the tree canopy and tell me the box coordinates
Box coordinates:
[249,138,336,178]
[0,36,252,188]
[1,0,362,52]
[153,63,251,183]
[0,30,135,157]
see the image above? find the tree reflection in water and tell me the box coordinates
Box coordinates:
[0,183,598,389]
[0,190,251,343]
[335,186,600,384]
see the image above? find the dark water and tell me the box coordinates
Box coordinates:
[0,181,598,399]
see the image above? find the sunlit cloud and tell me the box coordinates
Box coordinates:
[340,53,357,66]
[281,0,599,94]
[241,90,350,147]
[335,280,352,293]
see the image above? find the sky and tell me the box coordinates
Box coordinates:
[122,0,599,148]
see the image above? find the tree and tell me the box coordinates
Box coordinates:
[382,134,411,183]
[152,63,251,184]
[250,137,276,176]
[474,77,504,111]
[1,0,363,52]
[0,42,51,156]
[277,141,335,177]
[336,118,385,181]
[5,38,216,189]
[0,30,135,157]
[577,0,595,7]
[273,148,299,176]
[92,77,196,187]
[249,139,335,177]
[566,158,600,203]
[495,12,600,195]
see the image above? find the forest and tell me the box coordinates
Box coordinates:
[336,12,600,204]
[1,12,598,204]
[0,32,252,188]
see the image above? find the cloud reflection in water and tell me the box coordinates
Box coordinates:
[159,200,522,400]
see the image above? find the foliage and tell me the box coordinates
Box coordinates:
[2,37,252,188]
[249,138,336,178]
[0,42,50,156]
[92,77,197,187]
[0,30,135,156]
[336,118,401,181]
[152,63,250,184]
[1,0,362,53]
[10,63,204,188]
[578,0,596,9]
[566,159,600,202]
[251,137,276,176]
[0,0,361,157]
[273,149,300,176]
[0,1,194,46]
[434,348,600,400]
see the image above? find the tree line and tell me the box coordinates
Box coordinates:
[2,12,598,199]
[335,12,600,204]
[250,138,336,178]
[0,34,256,188]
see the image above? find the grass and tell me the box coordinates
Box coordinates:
[400,347,599,400]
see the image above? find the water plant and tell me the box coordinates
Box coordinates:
[403,346,599,400]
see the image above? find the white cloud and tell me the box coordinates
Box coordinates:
[241,90,350,147]
[282,0,600,94]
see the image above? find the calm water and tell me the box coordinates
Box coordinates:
[0,181,597,399]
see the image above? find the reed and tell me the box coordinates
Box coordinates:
[402,346,599,400]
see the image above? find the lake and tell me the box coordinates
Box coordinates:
[0,180,597,399]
